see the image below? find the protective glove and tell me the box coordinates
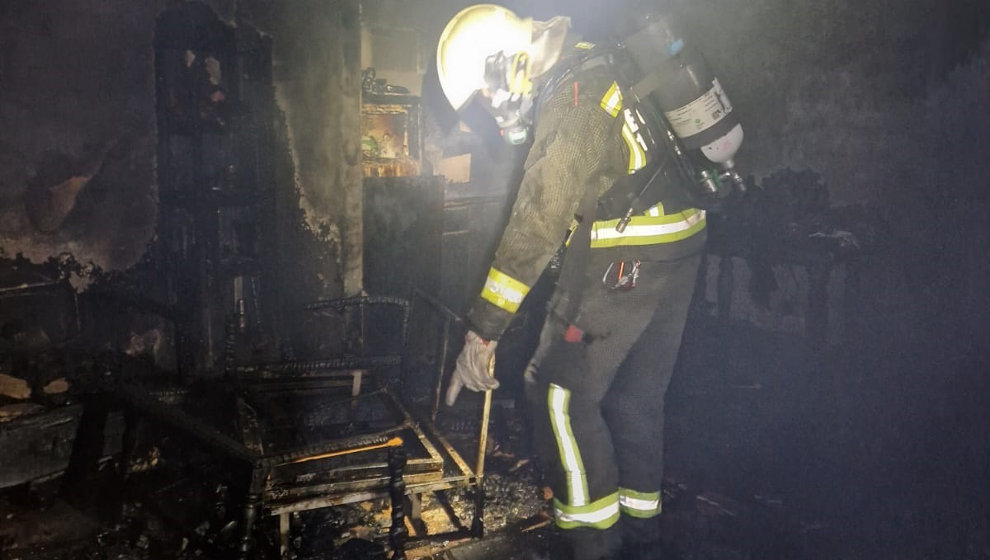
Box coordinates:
[444,330,498,406]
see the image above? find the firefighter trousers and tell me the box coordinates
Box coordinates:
[526,250,701,537]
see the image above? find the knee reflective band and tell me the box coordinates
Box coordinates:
[590,208,705,247]
[480,267,530,313]
[619,487,662,518]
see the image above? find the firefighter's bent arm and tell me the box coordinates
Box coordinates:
[467,70,622,341]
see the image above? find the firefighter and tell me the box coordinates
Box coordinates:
[437,5,708,558]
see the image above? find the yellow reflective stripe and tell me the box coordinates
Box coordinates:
[563,219,580,247]
[621,108,648,173]
[600,81,622,117]
[574,41,596,50]
[621,121,647,173]
[591,209,706,248]
[553,493,621,529]
[548,384,589,507]
[479,267,529,313]
[619,487,662,518]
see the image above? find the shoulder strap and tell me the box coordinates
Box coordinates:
[534,42,614,114]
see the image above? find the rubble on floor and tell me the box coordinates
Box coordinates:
[0,395,828,560]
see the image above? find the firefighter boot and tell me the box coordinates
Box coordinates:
[554,526,622,560]
[619,515,670,560]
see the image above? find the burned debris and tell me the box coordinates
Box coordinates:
[1,1,989,560]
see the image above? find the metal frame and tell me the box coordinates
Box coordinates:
[103,293,493,558]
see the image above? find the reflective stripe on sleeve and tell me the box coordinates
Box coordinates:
[548,383,589,507]
[591,208,706,248]
[479,267,529,313]
[553,493,621,529]
[619,488,662,518]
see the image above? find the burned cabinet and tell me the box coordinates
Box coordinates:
[363,177,443,301]
[154,5,279,375]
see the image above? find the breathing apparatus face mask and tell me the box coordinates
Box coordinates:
[467,15,569,146]
[482,50,534,145]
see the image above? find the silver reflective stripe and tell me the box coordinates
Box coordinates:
[621,121,647,173]
[619,494,661,513]
[591,209,706,243]
[554,500,621,526]
[480,267,529,313]
[600,82,623,117]
[548,383,588,506]
[621,107,648,173]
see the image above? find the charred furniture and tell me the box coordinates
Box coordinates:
[100,294,490,559]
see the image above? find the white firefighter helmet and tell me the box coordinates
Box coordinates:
[436,4,569,111]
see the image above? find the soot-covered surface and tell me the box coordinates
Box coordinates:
[1,304,987,559]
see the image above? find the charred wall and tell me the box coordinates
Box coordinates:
[0,0,361,294]
[0,1,364,380]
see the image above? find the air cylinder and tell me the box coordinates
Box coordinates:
[624,13,744,194]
